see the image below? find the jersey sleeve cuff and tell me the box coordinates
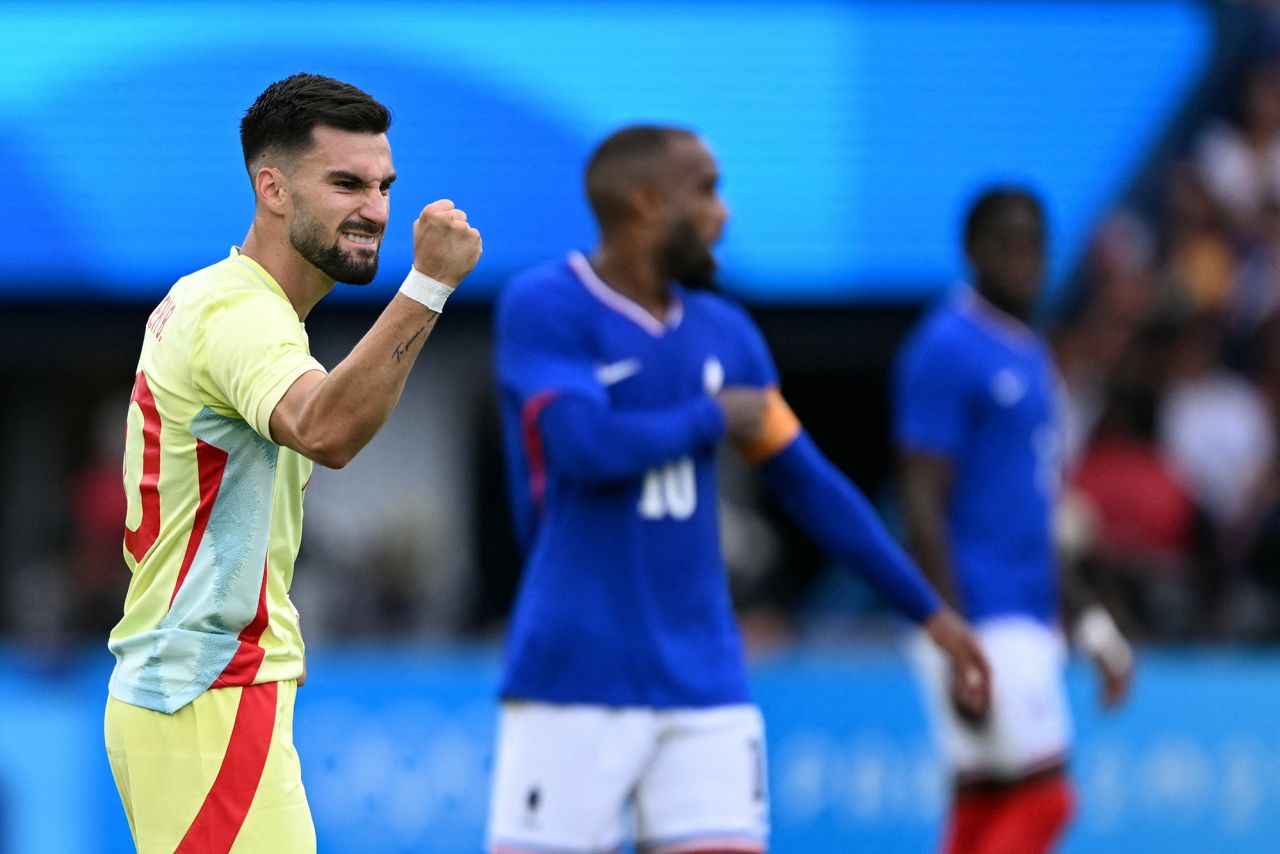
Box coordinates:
[252,357,325,441]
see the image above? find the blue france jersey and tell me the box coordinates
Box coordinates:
[893,293,1061,625]
[495,252,776,707]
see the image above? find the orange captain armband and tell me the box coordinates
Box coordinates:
[737,387,803,465]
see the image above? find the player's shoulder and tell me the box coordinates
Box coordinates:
[182,253,289,311]
[898,295,983,374]
[501,255,584,301]
[497,255,588,320]
[173,253,235,295]
[906,295,970,345]
[683,287,746,317]
[683,288,761,335]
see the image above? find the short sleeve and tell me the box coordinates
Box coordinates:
[893,320,973,459]
[495,276,603,407]
[195,290,325,440]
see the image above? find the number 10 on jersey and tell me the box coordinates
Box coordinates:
[637,457,697,521]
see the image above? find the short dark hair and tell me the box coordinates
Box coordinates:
[240,73,392,174]
[964,186,1043,250]
[585,125,696,229]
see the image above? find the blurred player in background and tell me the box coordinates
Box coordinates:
[895,187,1133,854]
[487,125,991,854]
[104,73,481,852]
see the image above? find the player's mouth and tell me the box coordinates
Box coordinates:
[341,231,380,250]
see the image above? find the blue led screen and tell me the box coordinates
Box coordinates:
[0,2,1210,303]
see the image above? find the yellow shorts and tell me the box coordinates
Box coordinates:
[105,680,315,853]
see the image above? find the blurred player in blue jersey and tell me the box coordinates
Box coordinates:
[895,188,1133,854]
[487,125,993,854]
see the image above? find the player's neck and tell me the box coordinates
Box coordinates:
[240,225,335,321]
[972,284,1033,326]
[967,289,1036,343]
[588,245,673,320]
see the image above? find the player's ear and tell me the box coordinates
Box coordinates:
[630,185,667,225]
[255,166,289,215]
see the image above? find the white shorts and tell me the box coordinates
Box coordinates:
[911,615,1072,781]
[487,701,768,854]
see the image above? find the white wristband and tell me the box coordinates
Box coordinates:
[1075,605,1132,674]
[399,267,455,313]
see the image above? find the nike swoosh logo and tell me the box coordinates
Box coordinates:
[595,358,643,387]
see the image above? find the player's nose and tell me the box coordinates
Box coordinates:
[359,188,390,225]
[713,198,731,239]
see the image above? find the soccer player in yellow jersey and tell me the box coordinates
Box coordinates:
[104,73,482,853]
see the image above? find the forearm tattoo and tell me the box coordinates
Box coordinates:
[392,324,428,363]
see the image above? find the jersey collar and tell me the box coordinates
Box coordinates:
[567,251,684,337]
[956,287,1037,350]
[228,246,291,303]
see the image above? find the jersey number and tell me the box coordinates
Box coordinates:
[637,457,697,521]
[124,371,162,562]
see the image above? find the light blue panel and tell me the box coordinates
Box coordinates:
[0,655,126,854]
[7,646,1280,851]
[0,687,88,852]
[291,648,499,853]
[0,1,1209,303]
[1063,651,1280,854]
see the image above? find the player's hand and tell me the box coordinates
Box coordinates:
[716,386,767,446]
[1093,652,1131,709]
[412,199,482,286]
[1075,604,1132,710]
[924,607,992,723]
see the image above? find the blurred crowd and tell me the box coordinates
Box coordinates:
[1053,54,1280,642]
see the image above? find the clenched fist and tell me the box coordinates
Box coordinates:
[412,199,483,286]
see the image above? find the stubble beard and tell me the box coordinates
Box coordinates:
[288,207,380,286]
[661,218,718,291]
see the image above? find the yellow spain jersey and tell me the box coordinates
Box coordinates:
[109,250,325,715]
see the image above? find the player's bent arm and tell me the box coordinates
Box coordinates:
[269,294,444,468]
[758,430,941,622]
[755,420,992,714]
[538,394,726,483]
[737,390,940,620]
[898,451,965,610]
[271,199,481,468]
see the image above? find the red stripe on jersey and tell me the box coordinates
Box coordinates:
[124,372,162,563]
[175,681,277,853]
[520,391,560,514]
[211,555,271,688]
[170,439,229,606]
